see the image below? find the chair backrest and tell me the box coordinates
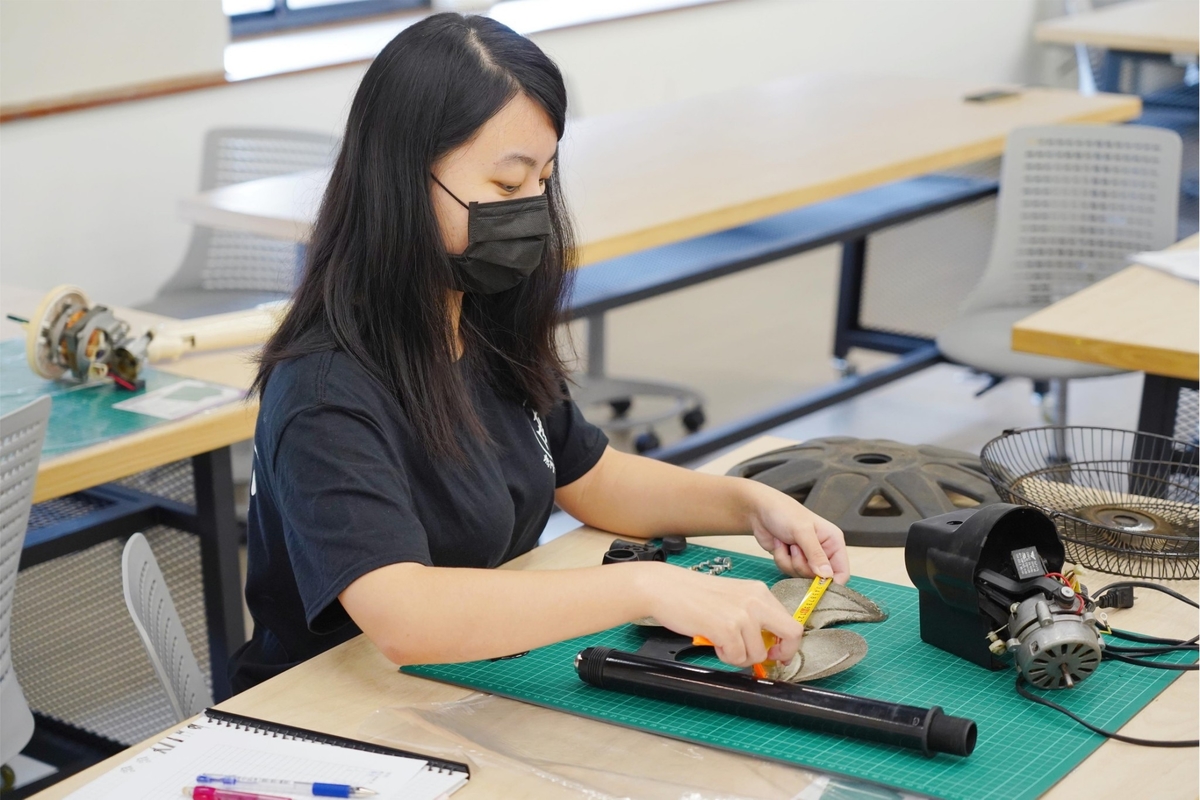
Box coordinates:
[160,128,339,296]
[121,533,213,722]
[0,396,51,765]
[961,124,1182,314]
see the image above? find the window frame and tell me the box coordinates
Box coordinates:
[229,0,429,38]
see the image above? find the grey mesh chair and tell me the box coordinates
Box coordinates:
[138,128,338,318]
[937,125,1182,424]
[121,533,213,722]
[1,396,52,776]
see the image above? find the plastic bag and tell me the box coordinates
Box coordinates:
[359,692,916,800]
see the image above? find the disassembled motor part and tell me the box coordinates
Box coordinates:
[602,539,665,564]
[905,504,1105,689]
[575,646,977,757]
[686,556,731,575]
[21,284,283,388]
[770,579,887,630]
[660,535,688,555]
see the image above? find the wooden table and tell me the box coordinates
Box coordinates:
[178,73,1141,266]
[1035,0,1198,98]
[2,285,258,699]
[1012,235,1199,436]
[1034,0,1199,57]
[34,435,1200,799]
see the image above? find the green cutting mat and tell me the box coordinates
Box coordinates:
[0,338,194,456]
[404,544,1196,800]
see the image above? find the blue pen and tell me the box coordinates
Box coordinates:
[196,775,377,798]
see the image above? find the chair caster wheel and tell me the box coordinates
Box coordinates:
[682,407,705,432]
[634,430,661,454]
[609,398,632,418]
[832,357,857,378]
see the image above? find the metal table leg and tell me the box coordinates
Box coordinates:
[1137,374,1196,438]
[191,446,245,702]
[1131,374,1199,497]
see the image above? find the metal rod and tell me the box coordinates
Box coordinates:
[650,345,943,465]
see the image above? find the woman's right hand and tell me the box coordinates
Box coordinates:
[634,562,803,668]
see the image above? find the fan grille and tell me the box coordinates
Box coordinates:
[980,427,1198,580]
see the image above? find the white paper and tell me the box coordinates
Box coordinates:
[112,380,243,420]
[66,715,444,800]
[1130,249,1200,282]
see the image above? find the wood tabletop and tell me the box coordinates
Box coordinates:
[1034,0,1199,56]
[1011,235,1200,381]
[178,73,1141,266]
[33,435,1199,799]
[1,286,260,504]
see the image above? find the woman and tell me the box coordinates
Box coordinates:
[230,13,849,694]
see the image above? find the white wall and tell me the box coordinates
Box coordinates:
[0,0,1075,306]
[0,0,228,107]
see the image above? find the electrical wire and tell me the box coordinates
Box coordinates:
[1045,571,1085,613]
[1094,580,1199,609]
[1103,634,1198,657]
[1091,582,1199,666]
[1107,627,1191,646]
[1103,651,1197,670]
[1015,674,1199,748]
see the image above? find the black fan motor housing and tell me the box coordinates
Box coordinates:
[905,504,1063,669]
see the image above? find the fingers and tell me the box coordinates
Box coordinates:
[816,519,851,584]
[772,539,801,578]
[713,640,748,668]
[709,581,800,668]
[740,622,770,666]
[753,490,850,583]
[760,599,804,663]
[791,522,834,579]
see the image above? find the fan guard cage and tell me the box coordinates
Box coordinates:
[980,427,1198,580]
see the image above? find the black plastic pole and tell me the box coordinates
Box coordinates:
[575,646,976,757]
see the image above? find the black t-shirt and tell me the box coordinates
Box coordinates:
[229,350,608,693]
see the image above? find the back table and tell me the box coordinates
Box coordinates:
[177,73,1141,263]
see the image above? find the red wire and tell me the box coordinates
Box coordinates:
[1045,572,1086,615]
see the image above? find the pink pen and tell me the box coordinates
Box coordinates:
[185,787,292,800]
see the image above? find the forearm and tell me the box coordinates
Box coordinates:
[558,447,764,538]
[558,447,848,581]
[340,560,657,666]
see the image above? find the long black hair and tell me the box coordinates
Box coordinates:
[253,13,575,461]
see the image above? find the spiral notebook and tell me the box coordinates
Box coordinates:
[66,709,469,800]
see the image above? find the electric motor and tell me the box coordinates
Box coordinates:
[1003,595,1104,689]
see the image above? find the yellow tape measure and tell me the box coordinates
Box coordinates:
[792,575,833,625]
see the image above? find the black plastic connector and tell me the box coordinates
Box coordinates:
[602,539,665,565]
[1097,586,1136,609]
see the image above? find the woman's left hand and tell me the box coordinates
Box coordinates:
[744,482,850,584]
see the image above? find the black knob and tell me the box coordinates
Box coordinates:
[661,535,687,555]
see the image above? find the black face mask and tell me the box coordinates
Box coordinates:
[433,175,553,294]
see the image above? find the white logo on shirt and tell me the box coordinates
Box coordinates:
[250,445,258,496]
[530,410,555,473]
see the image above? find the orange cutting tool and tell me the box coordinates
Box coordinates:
[693,575,833,678]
